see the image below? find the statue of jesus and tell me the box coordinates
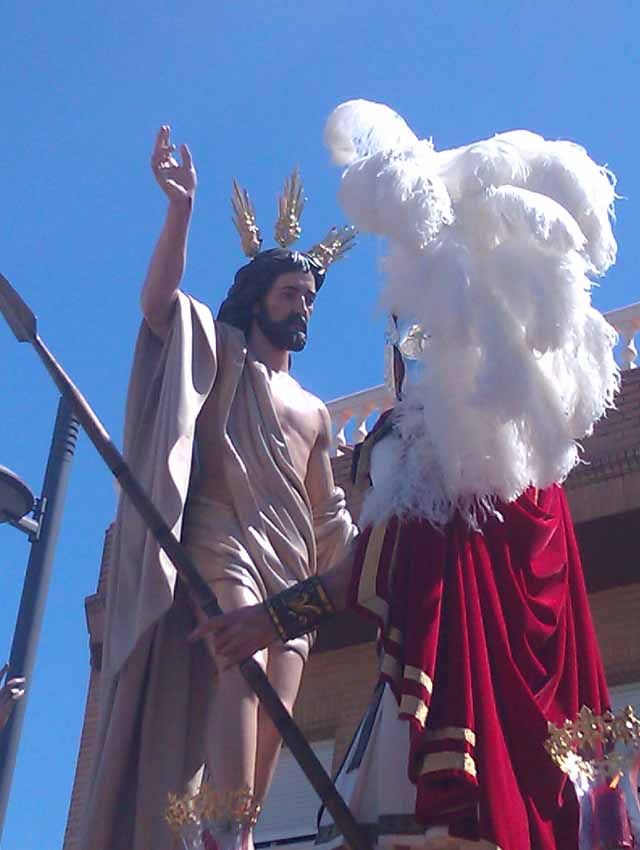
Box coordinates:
[79,126,356,850]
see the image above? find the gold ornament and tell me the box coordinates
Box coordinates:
[232,180,263,258]
[165,783,261,834]
[165,790,203,830]
[307,225,357,270]
[575,705,605,750]
[275,168,305,248]
[231,171,356,272]
[398,324,429,360]
[545,704,640,785]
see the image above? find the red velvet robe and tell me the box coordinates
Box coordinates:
[348,485,609,850]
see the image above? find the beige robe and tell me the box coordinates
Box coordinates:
[79,293,355,850]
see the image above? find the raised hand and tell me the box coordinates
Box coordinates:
[150,125,197,204]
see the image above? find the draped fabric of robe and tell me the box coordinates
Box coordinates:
[320,482,608,850]
[79,293,355,850]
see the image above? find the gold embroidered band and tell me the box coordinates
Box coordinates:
[424,726,476,747]
[381,652,402,685]
[404,665,434,694]
[387,626,403,646]
[419,751,477,779]
[424,830,502,850]
[399,693,429,727]
[357,521,390,620]
[264,575,336,642]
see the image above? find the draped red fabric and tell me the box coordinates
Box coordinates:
[348,485,609,850]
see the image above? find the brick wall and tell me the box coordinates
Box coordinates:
[293,643,379,771]
[62,529,110,850]
[571,369,640,466]
[590,583,640,686]
[565,369,640,523]
[62,666,101,850]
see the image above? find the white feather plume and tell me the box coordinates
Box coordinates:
[326,99,620,528]
[339,149,454,252]
[324,99,420,165]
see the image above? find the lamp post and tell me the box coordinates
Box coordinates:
[0,396,79,838]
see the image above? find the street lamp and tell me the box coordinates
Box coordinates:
[0,466,36,536]
[0,397,79,838]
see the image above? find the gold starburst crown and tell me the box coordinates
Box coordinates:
[231,168,356,272]
[165,784,261,833]
[545,704,640,783]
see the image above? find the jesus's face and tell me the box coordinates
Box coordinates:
[253,270,317,352]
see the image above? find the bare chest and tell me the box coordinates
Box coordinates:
[269,374,320,478]
[194,369,320,489]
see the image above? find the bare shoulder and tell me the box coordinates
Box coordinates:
[141,289,183,340]
[290,379,331,436]
[301,390,336,504]
[315,398,332,444]
[310,395,332,450]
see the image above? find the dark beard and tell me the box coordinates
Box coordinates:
[255,307,308,352]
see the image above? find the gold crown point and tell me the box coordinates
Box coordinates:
[275,168,305,248]
[231,179,262,258]
[307,225,357,270]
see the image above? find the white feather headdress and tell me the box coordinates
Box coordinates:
[326,99,620,528]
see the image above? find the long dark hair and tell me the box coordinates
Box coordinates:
[217,248,325,334]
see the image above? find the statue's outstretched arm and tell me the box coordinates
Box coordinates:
[141,125,197,338]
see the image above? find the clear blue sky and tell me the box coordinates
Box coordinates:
[0,2,638,847]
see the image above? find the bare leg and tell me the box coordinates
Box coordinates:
[253,645,305,805]
[183,534,306,848]
[203,579,267,794]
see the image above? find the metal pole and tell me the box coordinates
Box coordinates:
[0,396,79,837]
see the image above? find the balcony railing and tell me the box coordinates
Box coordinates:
[326,301,640,455]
